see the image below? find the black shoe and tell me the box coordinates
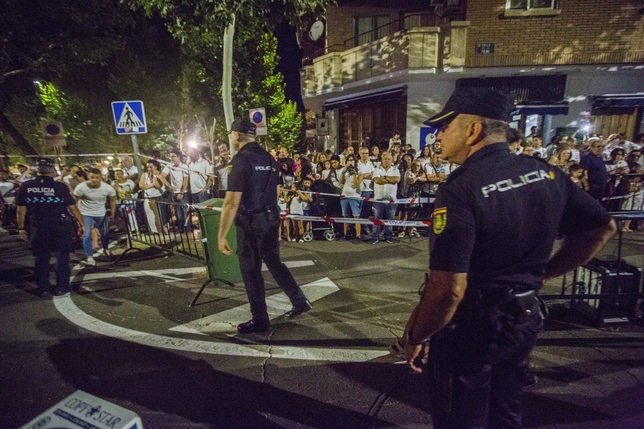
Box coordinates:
[53,289,70,296]
[237,320,270,334]
[285,300,312,318]
[35,289,49,298]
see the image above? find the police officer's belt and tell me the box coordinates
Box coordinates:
[244,205,278,215]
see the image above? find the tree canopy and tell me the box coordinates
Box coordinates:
[0,0,332,160]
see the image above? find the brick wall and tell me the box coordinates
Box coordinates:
[466,0,644,67]
[326,6,406,50]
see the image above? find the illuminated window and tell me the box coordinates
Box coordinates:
[507,0,556,9]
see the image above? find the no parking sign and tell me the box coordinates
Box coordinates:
[249,107,267,136]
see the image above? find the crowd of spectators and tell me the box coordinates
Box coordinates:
[2,129,643,242]
[0,147,233,248]
[273,132,454,242]
[510,130,644,231]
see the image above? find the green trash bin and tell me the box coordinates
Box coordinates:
[190,198,243,306]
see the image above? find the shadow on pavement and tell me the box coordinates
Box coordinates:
[37,318,387,429]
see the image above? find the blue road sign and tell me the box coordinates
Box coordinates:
[419,126,439,151]
[112,101,147,135]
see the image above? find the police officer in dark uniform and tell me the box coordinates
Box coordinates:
[218,118,311,334]
[16,158,85,297]
[403,88,616,429]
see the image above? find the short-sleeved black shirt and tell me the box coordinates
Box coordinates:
[15,175,76,219]
[227,142,279,212]
[430,143,612,290]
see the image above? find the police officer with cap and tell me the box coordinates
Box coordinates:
[16,158,85,297]
[402,87,616,428]
[218,117,312,334]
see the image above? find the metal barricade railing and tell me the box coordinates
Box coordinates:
[113,198,206,265]
[541,210,644,325]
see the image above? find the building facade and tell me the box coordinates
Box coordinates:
[301,0,644,153]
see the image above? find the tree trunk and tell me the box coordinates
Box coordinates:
[223,13,236,156]
[0,111,39,158]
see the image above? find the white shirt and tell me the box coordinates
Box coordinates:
[17,170,33,183]
[533,147,547,158]
[372,165,400,202]
[289,195,304,215]
[357,160,374,192]
[73,182,116,217]
[162,163,189,193]
[188,157,211,193]
[113,179,136,200]
[0,180,15,205]
[341,174,361,198]
[605,160,628,173]
[215,160,231,191]
[122,165,139,180]
[142,173,163,198]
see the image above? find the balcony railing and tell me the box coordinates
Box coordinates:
[304,12,458,65]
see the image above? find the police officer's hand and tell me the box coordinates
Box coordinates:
[200,188,209,195]
[18,230,28,242]
[405,343,424,374]
[219,237,232,255]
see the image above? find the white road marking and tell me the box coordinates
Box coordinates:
[52,292,388,362]
[169,277,339,335]
[69,260,315,281]
[55,262,390,362]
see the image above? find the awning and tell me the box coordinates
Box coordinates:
[324,86,406,110]
[512,102,569,116]
[593,94,644,107]
[592,94,644,115]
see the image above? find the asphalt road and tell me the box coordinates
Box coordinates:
[1,228,643,429]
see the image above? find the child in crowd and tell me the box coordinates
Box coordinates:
[277,185,290,241]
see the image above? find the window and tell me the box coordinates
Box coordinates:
[505,0,559,16]
[354,16,391,46]
[507,0,555,10]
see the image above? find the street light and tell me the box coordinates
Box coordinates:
[188,141,198,148]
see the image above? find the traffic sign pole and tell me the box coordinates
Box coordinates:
[131,134,143,177]
[111,100,146,175]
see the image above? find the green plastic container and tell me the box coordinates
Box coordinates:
[195,198,243,285]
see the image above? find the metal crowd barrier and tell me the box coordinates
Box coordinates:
[113,198,206,265]
[541,210,644,326]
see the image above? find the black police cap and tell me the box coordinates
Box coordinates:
[229,117,256,136]
[424,87,515,126]
[36,158,55,168]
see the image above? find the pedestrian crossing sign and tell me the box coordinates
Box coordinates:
[111,100,147,135]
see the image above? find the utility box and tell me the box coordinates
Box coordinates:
[195,198,243,285]
[19,390,143,429]
[572,258,641,326]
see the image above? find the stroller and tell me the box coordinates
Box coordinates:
[302,180,342,241]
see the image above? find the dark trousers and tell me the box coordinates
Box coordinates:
[31,222,73,293]
[191,192,211,204]
[371,202,396,242]
[171,193,191,232]
[235,211,308,323]
[429,318,540,429]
